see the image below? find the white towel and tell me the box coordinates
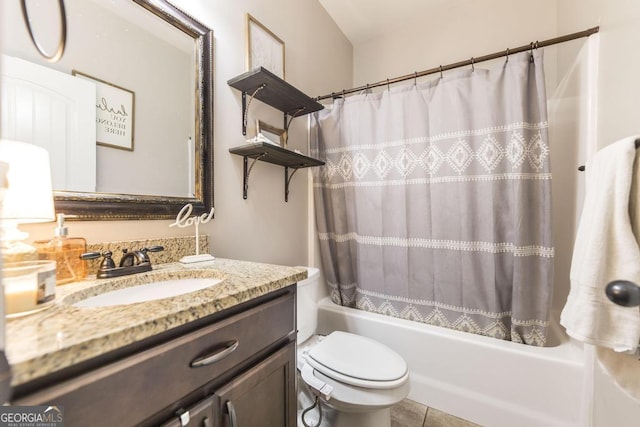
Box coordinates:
[560,135,640,352]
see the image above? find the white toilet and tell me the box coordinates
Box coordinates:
[296,267,410,427]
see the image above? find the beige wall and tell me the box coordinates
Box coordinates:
[22,0,352,268]
[353,0,558,88]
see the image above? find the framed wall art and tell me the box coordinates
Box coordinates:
[246,13,285,79]
[73,70,135,151]
[257,120,287,147]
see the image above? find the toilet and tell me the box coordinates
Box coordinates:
[296,267,410,427]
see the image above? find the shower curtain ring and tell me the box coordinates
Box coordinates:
[387,78,390,92]
[414,71,418,85]
[529,42,535,62]
[342,89,345,98]
[505,48,510,63]
[471,57,475,72]
[439,65,443,79]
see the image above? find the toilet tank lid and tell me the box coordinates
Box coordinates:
[307,331,408,387]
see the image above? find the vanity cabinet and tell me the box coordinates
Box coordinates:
[213,341,295,427]
[11,287,297,427]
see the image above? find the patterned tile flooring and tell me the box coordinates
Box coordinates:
[391,399,481,427]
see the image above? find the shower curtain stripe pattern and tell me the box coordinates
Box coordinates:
[329,283,550,321]
[311,121,549,155]
[311,50,554,346]
[313,128,550,189]
[318,232,554,257]
[313,173,552,188]
[323,283,550,343]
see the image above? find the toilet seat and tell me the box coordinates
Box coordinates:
[304,331,409,389]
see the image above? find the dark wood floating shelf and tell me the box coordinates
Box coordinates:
[229,142,325,202]
[227,67,324,135]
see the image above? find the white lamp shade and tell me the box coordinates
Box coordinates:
[0,140,55,223]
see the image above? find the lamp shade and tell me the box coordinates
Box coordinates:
[0,140,55,223]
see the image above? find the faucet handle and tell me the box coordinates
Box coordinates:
[80,251,101,260]
[142,245,164,253]
[138,246,164,263]
[80,251,116,270]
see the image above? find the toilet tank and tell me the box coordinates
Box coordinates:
[296,267,320,343]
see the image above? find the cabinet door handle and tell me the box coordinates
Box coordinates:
[190,340,239,367]
[202,417,212,427]
[226,401,237,427]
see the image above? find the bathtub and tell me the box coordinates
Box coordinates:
[316,296,586,427]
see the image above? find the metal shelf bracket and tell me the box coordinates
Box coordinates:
[241,84,266,135]
[284,166,302,202]
[242,153,267,199]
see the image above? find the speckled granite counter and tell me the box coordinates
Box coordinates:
[5,258,307,387]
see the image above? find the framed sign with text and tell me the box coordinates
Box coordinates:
[73,71,135,151]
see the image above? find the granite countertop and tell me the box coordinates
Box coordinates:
[5,258,307,387]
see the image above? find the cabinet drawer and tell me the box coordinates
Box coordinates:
[14,291,295,427]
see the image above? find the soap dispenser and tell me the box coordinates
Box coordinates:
[35,214,87,285]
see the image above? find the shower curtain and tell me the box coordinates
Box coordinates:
[310,50,554,346]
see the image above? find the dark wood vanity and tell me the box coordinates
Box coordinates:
[11,286,297,427]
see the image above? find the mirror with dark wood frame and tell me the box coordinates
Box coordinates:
[3,0,213,220]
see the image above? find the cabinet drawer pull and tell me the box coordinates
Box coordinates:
[226,401,237,427]
[190,341,239,367]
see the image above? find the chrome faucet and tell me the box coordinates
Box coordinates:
[81,246,164,279]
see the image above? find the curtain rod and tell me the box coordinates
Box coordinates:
[315,26,600,101]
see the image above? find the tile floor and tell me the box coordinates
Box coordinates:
[391,399,481,427]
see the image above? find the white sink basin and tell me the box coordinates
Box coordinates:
[73,277,223,308]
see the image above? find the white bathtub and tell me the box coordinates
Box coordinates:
[316,296,586,427]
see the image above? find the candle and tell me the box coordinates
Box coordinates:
[4,271,38,314]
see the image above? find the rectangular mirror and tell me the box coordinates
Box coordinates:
[0,0,214,219]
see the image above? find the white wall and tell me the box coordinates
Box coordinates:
[558,0,640,147]
[557,1,640,425]
[20,0,352,269]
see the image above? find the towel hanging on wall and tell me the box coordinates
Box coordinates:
[561,135,640,351]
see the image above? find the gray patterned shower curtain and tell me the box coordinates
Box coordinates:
[310,50,554,346]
